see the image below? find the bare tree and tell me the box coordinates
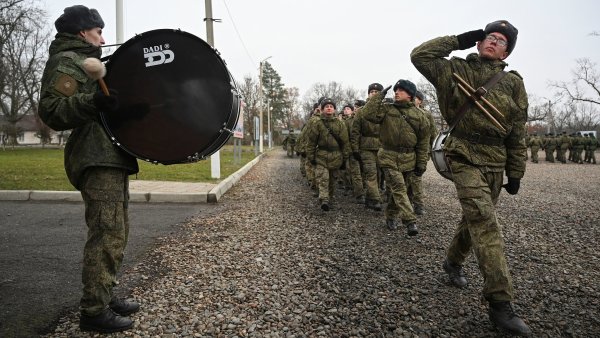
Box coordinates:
[416,78,445,129]
[238,75,259,144]
[0,0,51,144]
[301,82,359,121]
[549,58,600,107]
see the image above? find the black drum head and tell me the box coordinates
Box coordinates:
[102,29,240,164]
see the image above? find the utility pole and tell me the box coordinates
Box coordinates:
[258,56,272,153]
[115,0,124,43]
[205,0,220,178]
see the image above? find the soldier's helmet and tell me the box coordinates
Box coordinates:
[484,20,518,55]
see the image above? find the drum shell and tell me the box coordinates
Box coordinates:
[101,29,241,164]
[432,131,453,181]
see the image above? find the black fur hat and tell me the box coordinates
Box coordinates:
[415,91,425,101]
[484,20,518,55]
[393,79,417,98]
[368,83,383,94]
[55,5,104,34]
[354,99,366,108]
[320,98,336,110]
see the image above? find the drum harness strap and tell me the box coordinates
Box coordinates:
[448,71,508,146]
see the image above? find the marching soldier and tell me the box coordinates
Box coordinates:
[412,20,531,335]
[406,90,437,215]
[351,83,385,211]
[572,132,584,164]
[557,131,570,164]
[282,128,297,157]
[588,133,598,164]
[305,98,350,211]
[342,103,365,203]
[361,79,430,235]
[543,133,557,163]
[528,134,543,163]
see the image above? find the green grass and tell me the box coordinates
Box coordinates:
[0,145,257,191]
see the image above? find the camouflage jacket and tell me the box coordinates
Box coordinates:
[589,136,599,150]
[361,93,431,172]
[558,135,571,149]
[38,33,138,189]
[417,107,438,150]
[411,35,528,178]
[305,114,350,169]
[350,106,381,152]
[528,137,543,148]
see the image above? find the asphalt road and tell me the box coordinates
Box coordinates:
[0,201,216,338]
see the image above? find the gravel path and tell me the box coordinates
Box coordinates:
[46,150,600,337]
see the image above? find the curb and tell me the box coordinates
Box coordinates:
[0,153,264,203]
[207,153,264,203]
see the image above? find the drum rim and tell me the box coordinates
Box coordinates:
[432,131,453,180]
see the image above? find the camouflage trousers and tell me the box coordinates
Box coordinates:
[299,156,307,176]
[557,147,567,163]
[545,148,555,162]
[360,150,381,203]
[348,157,364,198]
[79,167,130,316]
[315,164,337,203]
[530,147,540,162]
[446,160,514,302]
[406,172,424,208]
[305,160,316,188]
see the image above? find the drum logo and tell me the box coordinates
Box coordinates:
[143,44,174,67]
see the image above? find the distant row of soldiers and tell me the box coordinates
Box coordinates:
[292,81,437,236]
[528,132,598,164]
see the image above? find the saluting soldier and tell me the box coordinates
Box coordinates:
[351,84,385,211]
[361,80,430,235]
[305,98,350,211]
[412,20,531,335]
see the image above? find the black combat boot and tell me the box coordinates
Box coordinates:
[385,219,398,230]
[406,222,418,236]
[372,201,382,211]
[413,204,424,215]
[320,201,330,211]
[355,195,366,204]
[442,259,467,287]
[80,307,133,333]
[488,301,531,336]
[109,298,140,316]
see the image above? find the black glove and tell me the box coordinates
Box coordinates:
[340,161,346,170]
[503,177,520,195]
[93,89,119,112]
[352,151,361,161]
[456,29,486,50]
[381,85,392,97]
[301,152,307,158]
[414,166,426,177]
[310,159,317,166]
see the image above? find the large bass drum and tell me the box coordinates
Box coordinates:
[431,130,453,181]
[101,29,241,164]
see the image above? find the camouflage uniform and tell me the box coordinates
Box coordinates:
[557,133,570,163]
[351,104,382,206]
[528,135,543,163]
[583,134,592,163]
[343,114,364,198]
[412,33,528,302]
[298,113,321,188]
[588,134,598,164]
[543,135,557,162]
[407,107,437,211]
[282,132,297,157]
[572,133,584,163]
[38,33,138,316]
[361,93,430,226]
[305,114,350,205]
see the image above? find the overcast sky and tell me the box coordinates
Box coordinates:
[43,0,600,105]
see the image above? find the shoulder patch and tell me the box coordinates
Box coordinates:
[54,74,78,96]
[508,70,523,79]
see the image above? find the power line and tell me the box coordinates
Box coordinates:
[221,0,255,67]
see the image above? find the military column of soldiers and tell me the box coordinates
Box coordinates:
[295,81,436,237]
[529,131,599,164]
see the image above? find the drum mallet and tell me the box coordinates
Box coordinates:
[82,58,110,96]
